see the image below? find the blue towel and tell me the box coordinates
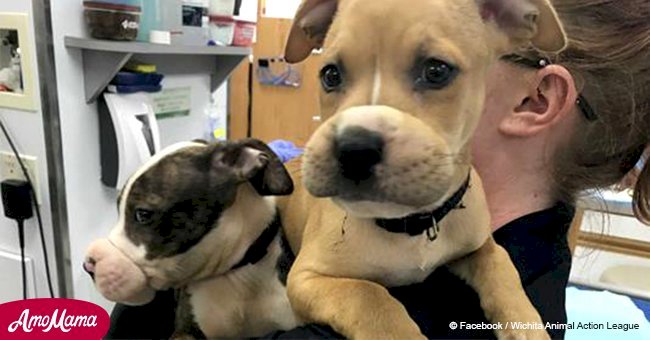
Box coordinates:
[268,140,304,164]
[565,286,650,340]
[633,298,650,322]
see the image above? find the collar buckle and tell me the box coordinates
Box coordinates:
[425,218,439,242]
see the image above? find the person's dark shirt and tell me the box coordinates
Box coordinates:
[106,202,574,339]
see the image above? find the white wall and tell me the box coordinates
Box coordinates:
[0,0,59,301]
[581,210,650,242]
[49,0,228,311]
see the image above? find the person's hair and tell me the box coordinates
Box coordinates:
[545,0,650,224]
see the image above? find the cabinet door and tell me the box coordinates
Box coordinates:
[250,16,323,146]
[228,1,323,146]
[228,60,251,140]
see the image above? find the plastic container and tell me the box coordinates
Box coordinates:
[137,0,183,42]
[137,0,162,42]
[232,19,255,47]
[209,0,235,16]
[84,1,141,41]
[209,15,235,46]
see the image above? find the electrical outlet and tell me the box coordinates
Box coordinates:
[0,152,40,205]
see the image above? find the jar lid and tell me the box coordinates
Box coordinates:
[235,19,257,25]
[209,15,235,23]
[83,1,142,12]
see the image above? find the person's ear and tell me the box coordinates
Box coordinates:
[499,65,578,137]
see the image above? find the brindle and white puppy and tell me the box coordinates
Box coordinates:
[84,139,301,339]
[278,0,567,339]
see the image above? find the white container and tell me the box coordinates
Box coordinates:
[209,0,235,16]
[209,15,235,45]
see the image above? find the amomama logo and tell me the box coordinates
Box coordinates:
[0,298,109,339]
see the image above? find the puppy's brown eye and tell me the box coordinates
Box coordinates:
[135,208,155,225]
[320,64,344,92]
[416,58,457,90]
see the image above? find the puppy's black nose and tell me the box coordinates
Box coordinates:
[335,127,384,182]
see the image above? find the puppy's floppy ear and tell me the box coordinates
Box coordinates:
[214,139,294,196]
[284,0,338,63]
[213,145,267,182]
[476,0,567,53]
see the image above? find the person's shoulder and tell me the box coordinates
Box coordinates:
[494,202,574,282]
[494,203,574,339]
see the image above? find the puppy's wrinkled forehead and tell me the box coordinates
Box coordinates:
[287,0,566,67]
[118,142,242,259]
[123,141,252,221]
[326,0,487,69]
[128,145,224,209]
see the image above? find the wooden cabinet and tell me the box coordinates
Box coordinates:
[228,8,322,146]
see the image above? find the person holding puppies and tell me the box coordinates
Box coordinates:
[105,0,650,339]
[268,0,649,338]
[392,0,650,337]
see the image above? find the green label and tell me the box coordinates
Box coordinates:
[152,87,191,119]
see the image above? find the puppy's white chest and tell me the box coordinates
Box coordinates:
[358,228,452,286]
[325,218,488,287]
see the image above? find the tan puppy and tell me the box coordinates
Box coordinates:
[279,0,567,339]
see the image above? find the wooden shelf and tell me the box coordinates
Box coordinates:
[64,36,251,103]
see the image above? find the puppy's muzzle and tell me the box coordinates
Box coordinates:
[335,126,384,182]
[83,258,96,280]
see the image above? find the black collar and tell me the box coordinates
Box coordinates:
[375,173,471,241]
[230,213,281,271]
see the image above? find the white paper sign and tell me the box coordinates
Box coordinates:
[264,0,301,19]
